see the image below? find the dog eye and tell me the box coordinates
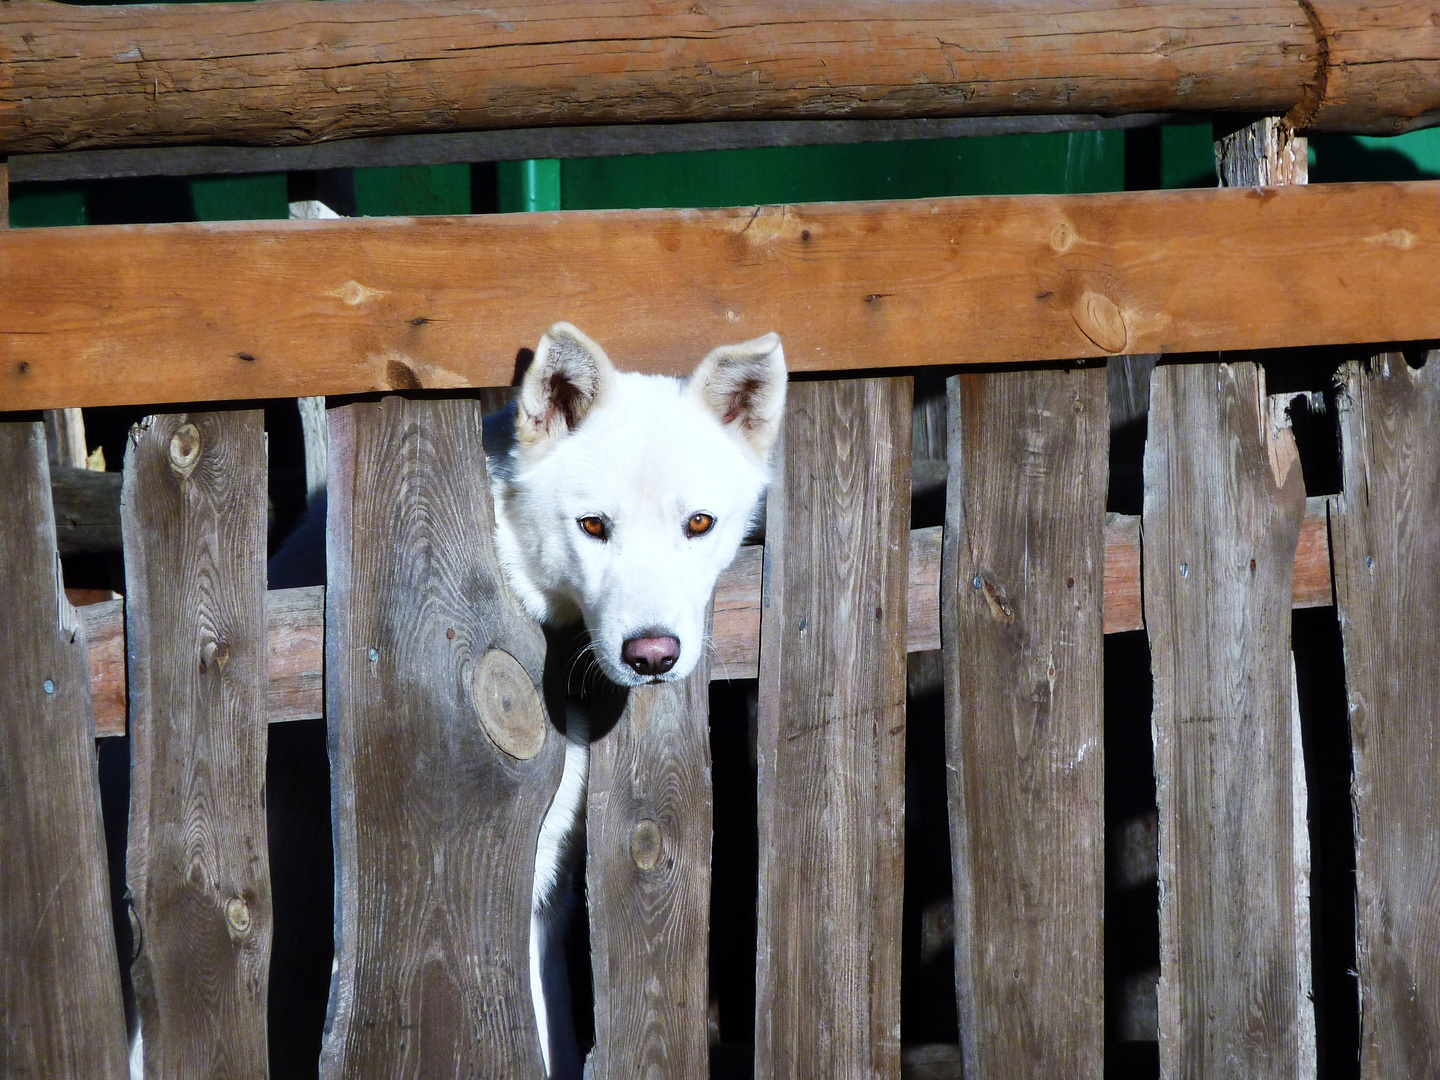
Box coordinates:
[685,512,715,537]
[578,516,609,541]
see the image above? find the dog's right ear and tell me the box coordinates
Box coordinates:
[516,323,615,448]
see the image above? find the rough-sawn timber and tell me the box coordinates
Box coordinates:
[3,183,1440,411]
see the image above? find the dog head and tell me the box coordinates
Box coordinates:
[492,322,786,687]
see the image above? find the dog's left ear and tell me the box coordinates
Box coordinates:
[687,332,787,458]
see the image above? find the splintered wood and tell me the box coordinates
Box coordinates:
[587,633,714,1080]
[0,421,128,1077]
[1330,355,1440,1078]
[322,396,563,1077]
[943,368,1107,1077]
[122,411,272,1078]
[1143,362,1313,1076]
[755,377,912,1079]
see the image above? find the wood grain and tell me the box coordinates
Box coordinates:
[943,367,1107,1077]
[77,597,126,737]
[1306,0,1440,134]
[0,0,1316,154]
[85,503,1336,736]
[322,396,562,1078]
[1143,361,1311,1077]
[50,465,122,555]
[5,182,1440,411]
[0,421,128,1078]
[1330,354,1440,1078]
[266,585,325,724]
[1104,513,1144,634]
[587,623,714,1080]
[122,410,272,1079]
[754,377,912,1080]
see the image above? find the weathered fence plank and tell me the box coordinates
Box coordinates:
[122,410,272,1078]
[6,183,1440,412]
[1143,362,1312,1076]
[942,367,1107,1076]
[1331,354,1440,1078]
[587,634,714,1080]
[323,396,563,1078]
[754,377,912,1079]
[0,421,128,1078]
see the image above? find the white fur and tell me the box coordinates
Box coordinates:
[495,323,786,1077]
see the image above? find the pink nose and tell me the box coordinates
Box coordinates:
[622,634,680,677]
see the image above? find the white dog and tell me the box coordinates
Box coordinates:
[487,323,786,1077]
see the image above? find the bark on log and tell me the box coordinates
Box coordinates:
[0,0,1432,154]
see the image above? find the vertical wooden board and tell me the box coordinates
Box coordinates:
[754,376,912,1080]
[322,396,563,1079]
[122,411,272,1079]
[1331,355,1440,1078]
[941,367,1107,1078]
[587,631,713,1080]
[1142,361,1309,1077]
[0,421,128,1077]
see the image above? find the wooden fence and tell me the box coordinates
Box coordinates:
[5,353,1437,1077]
[3,1,1440,1077]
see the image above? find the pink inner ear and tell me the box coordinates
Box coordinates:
[721,377,764,427]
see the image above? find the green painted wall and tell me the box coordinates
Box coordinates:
[551,130,1125,211]
[1310,128,1440,182]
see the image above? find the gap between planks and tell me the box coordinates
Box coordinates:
[79,499,1332,738]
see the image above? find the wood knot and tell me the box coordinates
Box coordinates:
[224,896,251,936]
[199,638,230,673]
[630,819,663,871]
[471,649,546,760]
[1071,291,1129,354]
[168,423,201,477]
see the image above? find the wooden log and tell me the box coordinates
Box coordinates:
[942,367,1107,1076]
[0,0,1307,154]
[84,500,1336,736]
[5,182,1440,411]
[1143,361,1311,1076]
[122,410,272,1078]
[587,626,714,1080]
[754,377,911,1079]
[0,421,128,1077]
[1,0,1433,151]
[1330,353,1440,1078]
[1305,0,1440,134]
[50,465,122,556]
[322,396,561,1077]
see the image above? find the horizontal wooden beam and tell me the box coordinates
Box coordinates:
[1,0,1434,155]
[5,114,1186,184]
[5,182,1440,411]
[79,503,1334,737]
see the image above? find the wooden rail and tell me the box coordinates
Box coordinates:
[5,182,1440,411]
[76,501,1333,738]
[1,0,1436,154]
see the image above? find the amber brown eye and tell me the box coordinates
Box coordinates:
[578,516,609,541]
[685,512,715,537]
